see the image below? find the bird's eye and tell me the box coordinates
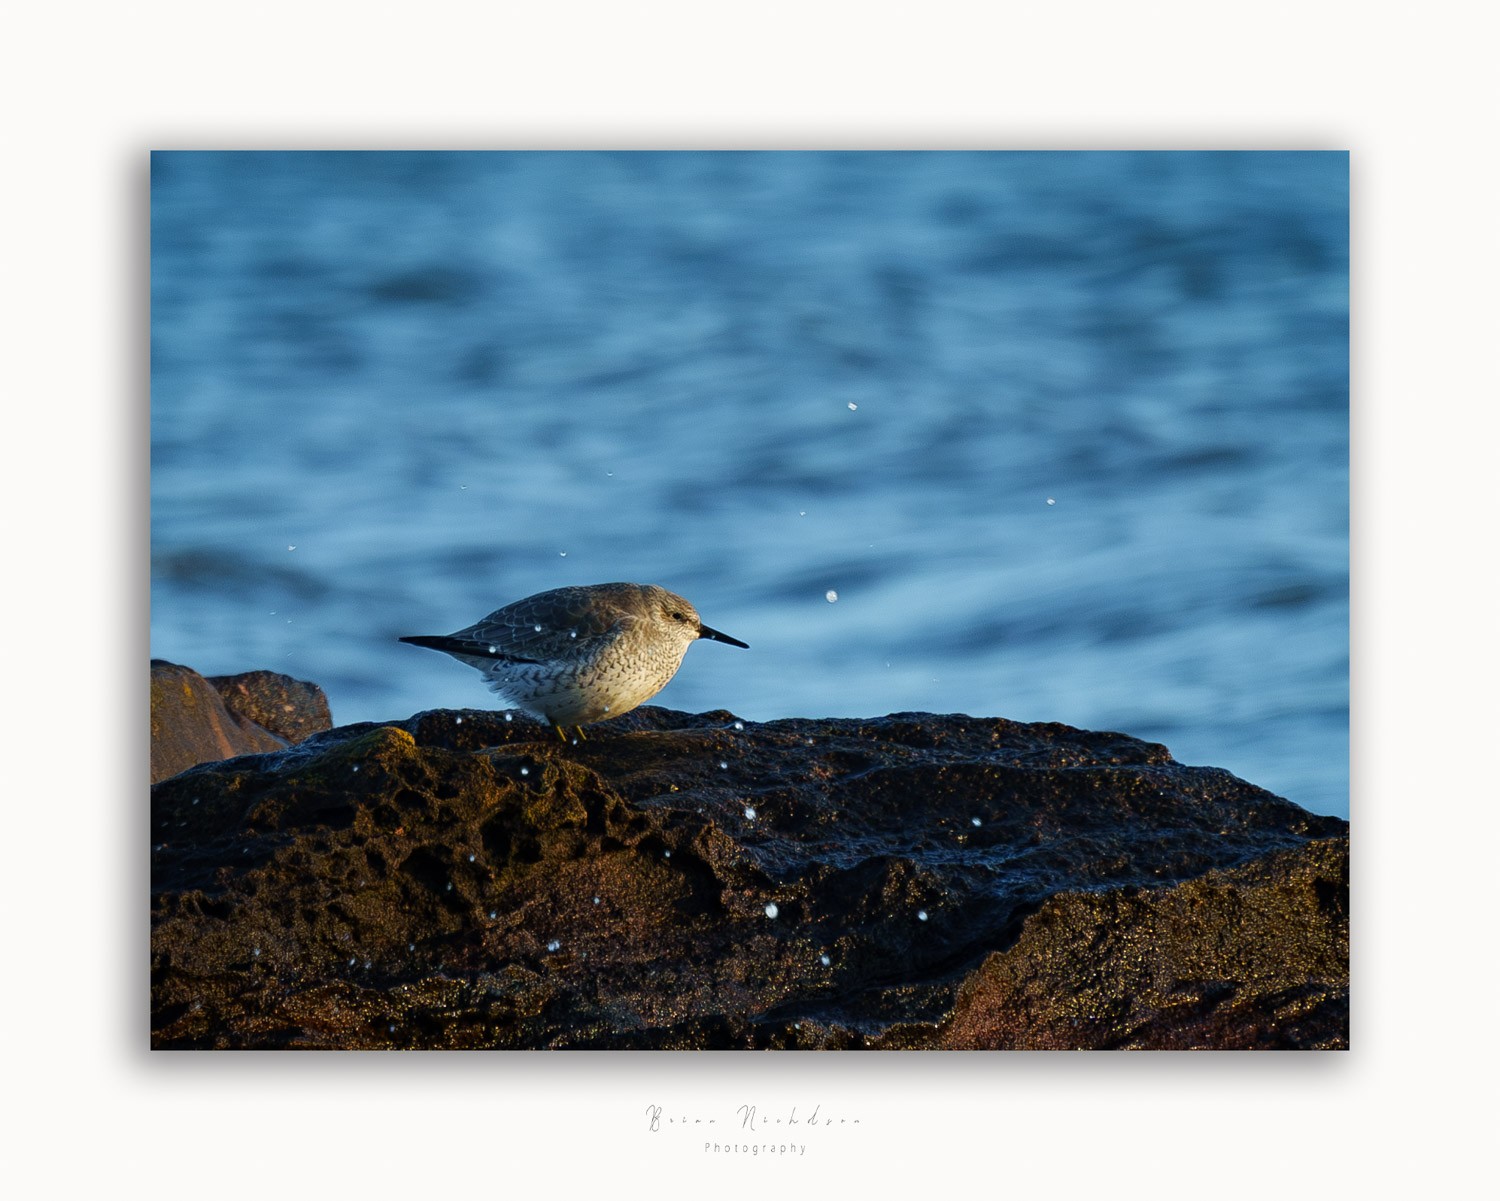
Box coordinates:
[671,611,686,622]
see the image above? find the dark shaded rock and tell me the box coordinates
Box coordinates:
[878,836,1348,1050]
[150,661,332,784]
[207,670,333,744]
[150,706,1348,1050]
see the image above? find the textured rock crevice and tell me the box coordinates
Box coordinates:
[150,702,1348,1050]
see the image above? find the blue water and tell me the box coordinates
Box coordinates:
[150,151,1348,817]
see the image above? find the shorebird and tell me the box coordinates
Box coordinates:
[400,582,747,740]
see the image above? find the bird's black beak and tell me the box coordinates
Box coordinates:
[698,623,749,649]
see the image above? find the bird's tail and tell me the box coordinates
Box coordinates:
[399,635,468,653]
[399,635,539,665]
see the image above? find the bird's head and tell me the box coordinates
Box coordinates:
[644,585,749,651]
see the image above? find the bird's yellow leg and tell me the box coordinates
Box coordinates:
[553,725,569,742]
[574,726,588,742]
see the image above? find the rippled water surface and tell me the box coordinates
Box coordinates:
[150,151,1348,815]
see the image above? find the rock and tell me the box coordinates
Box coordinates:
[206,670,333,744]
[150,661,286,784]
[881,835,1348,1049]
[150,706,1348,1050]
[150,661,332,784]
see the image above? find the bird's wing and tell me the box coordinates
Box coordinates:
[451,588,636,662]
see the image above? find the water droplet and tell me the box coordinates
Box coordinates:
[764,903,779,919]
[847,402,858,411]
[287,545,296,551]
[547,940,561,952]
[719,761,728,770]
[592,896,600,905]
[663,849,672,858]
[917,909,928,921]
[606,471,614,477]
[743,806,756,820]
[733,721,744,731]
[820,954,830,966]
[446,882,453,891]
[488,910,497,919]
[971,816,982,827]
[348,957,357,966]
[798,511,806,517]
[408,943,416,952]
[488,645,498,653]
[364,960,372,970]
[1046,497,1056,506]
[455,715,463,724]
[191,797,200,805]
[825,590,838,603]
[388,1024,397,1034]
[534,624,543,632]
[252,947,261,957]
[569,629,577,638]
[467,853,476,862]
[559,551,567,557]
[520,766,529,776]
[351,764,360,773]
[505,712,513,721]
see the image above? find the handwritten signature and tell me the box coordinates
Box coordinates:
[646,1104,861,1132]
